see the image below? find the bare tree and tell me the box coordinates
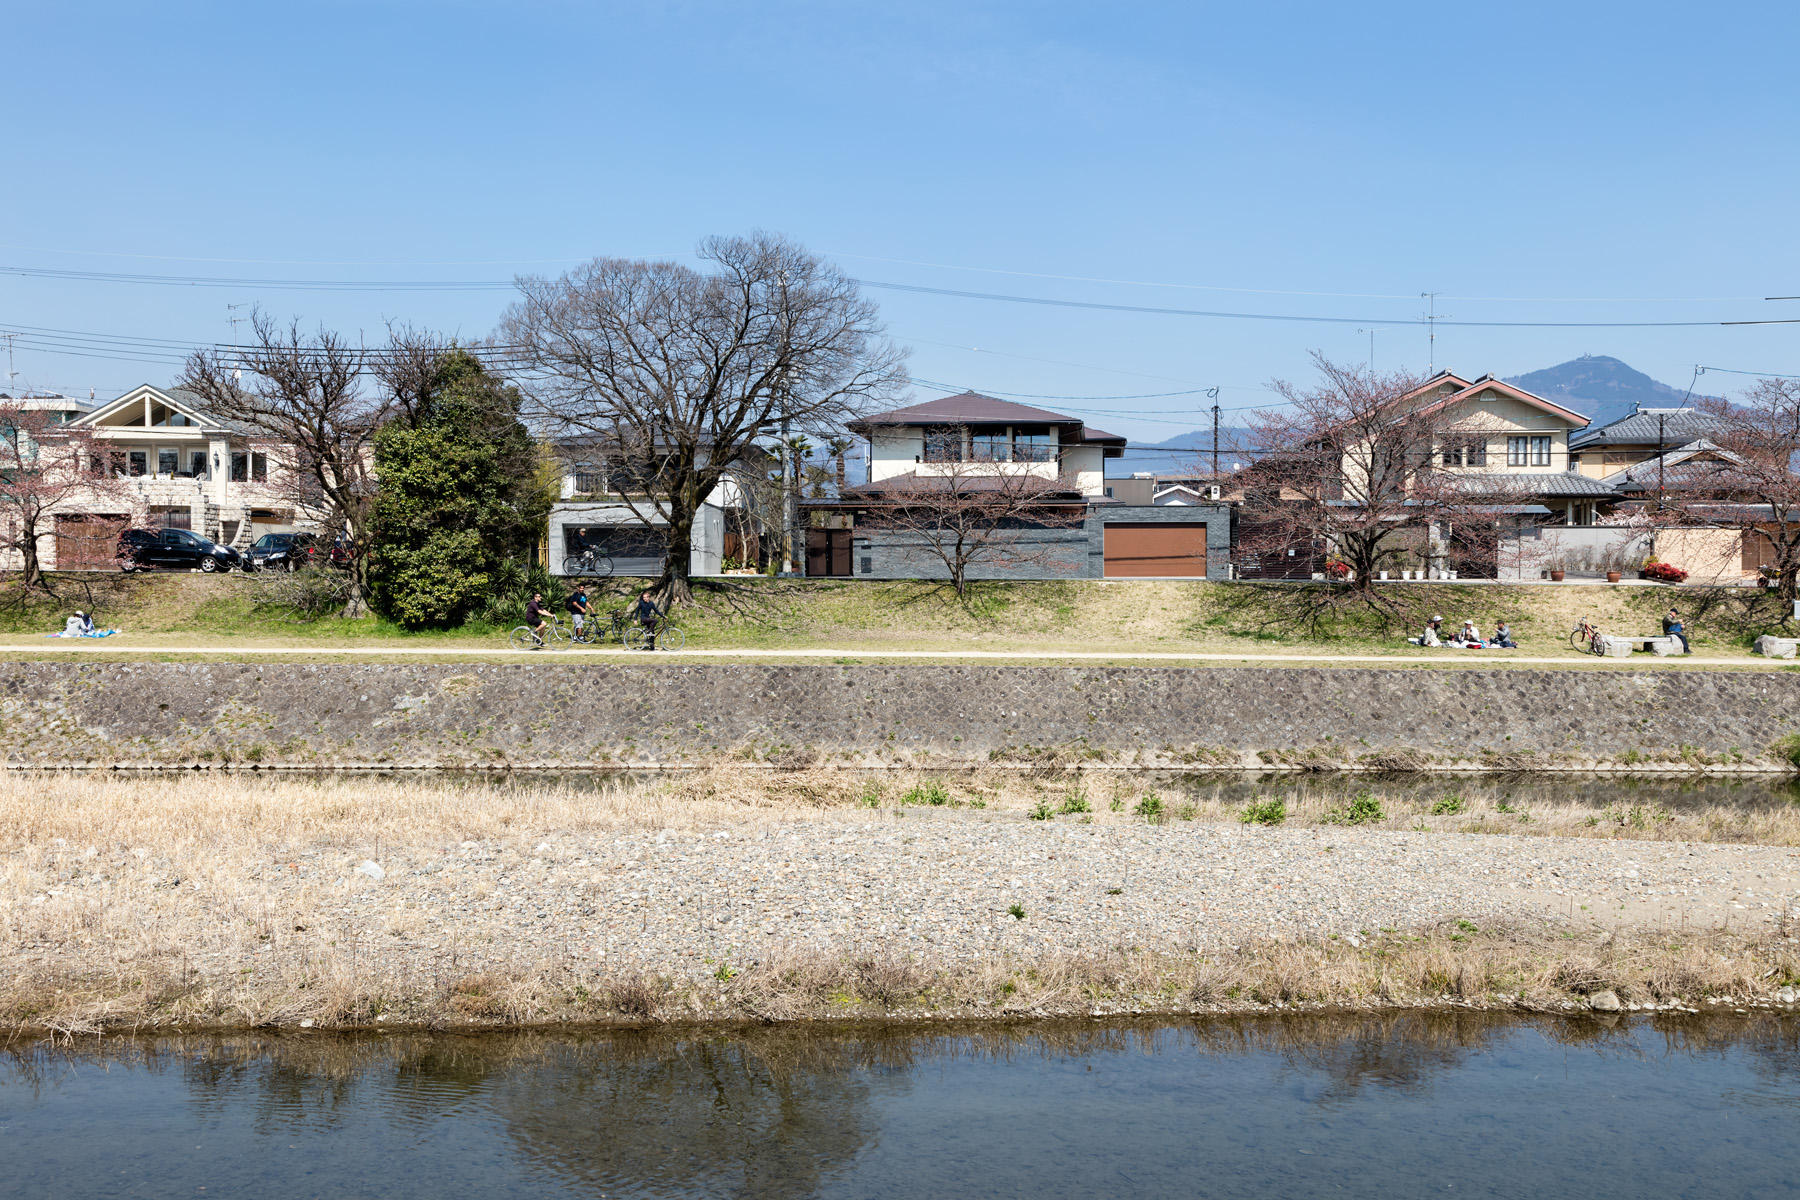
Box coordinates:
[1684,379,1800,604]
[1238,355,1509,622]
[179,311,383,616]
[0,401,127,593]
[857,454,1086,598]
[497,232,907,604]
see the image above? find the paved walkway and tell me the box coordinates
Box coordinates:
[0,641,1774,667]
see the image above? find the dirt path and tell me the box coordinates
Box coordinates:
[0,641,1776,667]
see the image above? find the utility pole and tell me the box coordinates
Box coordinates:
[1,332,16,394]
[1208,387,1221,479]
[1356,327,1382,372]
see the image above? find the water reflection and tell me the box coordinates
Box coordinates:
[6,1015,1800,1198]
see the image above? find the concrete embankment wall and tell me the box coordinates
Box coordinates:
[2,663,1796,771]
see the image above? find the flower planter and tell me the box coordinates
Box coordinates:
[1606,571,1622,583]
[1549,570,1565,582]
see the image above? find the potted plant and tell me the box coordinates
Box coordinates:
[1545,555,1567,583]
[1606,569,1623,583]
[1643,561,1688,584]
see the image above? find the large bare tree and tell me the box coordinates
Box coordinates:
[0,401,127,593]
[1238,355,1505,621]
[497,232,907,603]
[179,311,383,616]
[857,452,1086,598]
[1684,379,1800,604]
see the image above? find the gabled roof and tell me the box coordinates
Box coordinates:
[1568,406,1724,451]
[74,383,251,436]
[1603,440,1746,490]
[1446,471,1620,498]
[1403,373,1589,427]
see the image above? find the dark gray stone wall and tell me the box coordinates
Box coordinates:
[852,504,1232,582]
[2,663,1795,770]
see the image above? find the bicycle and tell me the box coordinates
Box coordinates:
[562,549,615,579]
[1568,619,1604,655]
[508,614,569,651]
[623,620,686,652]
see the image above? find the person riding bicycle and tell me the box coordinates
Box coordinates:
[633,589,662,650]
[567,585,591,638]
[524,593,549,648]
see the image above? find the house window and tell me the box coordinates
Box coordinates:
[110,452,126,477]
[157,449,178,476]
[922,428,963,462]
[1507,437,1551,467]
[129,451,147,477]
[1465,441,1487,467]
[189,452,208,478]
[231,453,247,482]
[231,452,267,482]
[252,452,267,481]
[970,430,1010,462]
[1013,426,1056,462]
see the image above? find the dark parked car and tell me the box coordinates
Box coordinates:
[247,532,322,572]
[246,531,350,571]
[116,527,241,573]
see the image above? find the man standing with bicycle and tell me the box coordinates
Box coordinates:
[634,589,662,651]
[567,585,591,640]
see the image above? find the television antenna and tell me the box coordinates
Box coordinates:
[1419,293,1448,371]
[1356,327,1383,372]
[2,331,17,394]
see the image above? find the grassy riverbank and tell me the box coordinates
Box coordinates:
[6,770,1800,1034]
[2,572,1787,661]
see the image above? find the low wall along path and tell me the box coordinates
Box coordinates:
[2,663,1796,771]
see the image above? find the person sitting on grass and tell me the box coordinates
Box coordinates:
[1455,620,1486,648]
[1491,621,1518,648]
[1409,615,1445,647]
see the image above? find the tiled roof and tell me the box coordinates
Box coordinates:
[852,392,1086,429]
[1449,471,1620,498]
[1568,407,1723,450]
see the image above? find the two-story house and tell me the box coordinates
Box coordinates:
[799,392,1231,580]
[32,383,305,570]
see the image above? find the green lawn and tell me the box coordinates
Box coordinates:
[2,570,1788,662]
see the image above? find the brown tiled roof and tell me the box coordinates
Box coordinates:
[851,392,1083,429]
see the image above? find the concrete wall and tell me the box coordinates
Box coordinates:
[3,663,1794,770]
[852,504,1231,582]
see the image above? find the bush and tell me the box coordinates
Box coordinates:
[1322,789,1386,825]
[1058,792,1092,815]
[1643,562,1688,584]
[237,565,355,622]
[1027,800,1055,821]
[1239,797,1287,825]
[1134,792,1165,821]
[901,780,951,807]
[1431,793,1466,815]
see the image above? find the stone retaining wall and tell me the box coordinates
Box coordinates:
[2,663,1796,770]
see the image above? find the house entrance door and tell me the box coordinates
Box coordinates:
[1102,523,1208,578]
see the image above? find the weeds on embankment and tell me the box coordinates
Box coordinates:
[5,919,1797,1034]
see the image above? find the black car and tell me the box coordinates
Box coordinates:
[247,532,325,572]
[117,527,241,573]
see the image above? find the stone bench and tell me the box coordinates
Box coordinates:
[1754,635,1800,659]
[1597,635,1678,657]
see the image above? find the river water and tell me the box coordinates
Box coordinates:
[5,1015,1798,1198]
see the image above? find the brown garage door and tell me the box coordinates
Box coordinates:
[1103,523,1207,578]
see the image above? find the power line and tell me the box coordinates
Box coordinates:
[9,264,1800,328]
[1698,364,1800,380]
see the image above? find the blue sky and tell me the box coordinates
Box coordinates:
[4,1,1797,450]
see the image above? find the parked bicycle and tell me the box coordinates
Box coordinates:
[1568,619,1604,655]
[568,609,629,646]
[561,549,615,579]
[508,613,570,651]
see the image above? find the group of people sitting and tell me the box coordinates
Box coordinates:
[1409,615,1517,649]
[47,610,114,639]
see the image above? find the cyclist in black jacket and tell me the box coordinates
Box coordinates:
[523,593,548,648]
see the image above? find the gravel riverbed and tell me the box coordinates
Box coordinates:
[21,810,1797,990]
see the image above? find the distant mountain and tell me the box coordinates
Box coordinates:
[1110,427,1253,478]
[1505,355,1713,429]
